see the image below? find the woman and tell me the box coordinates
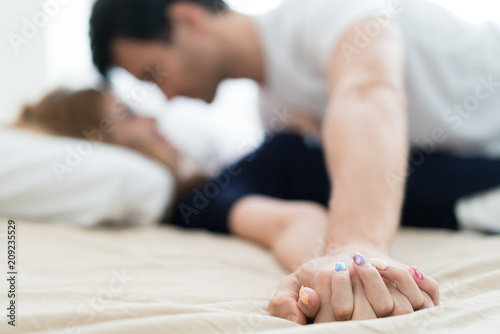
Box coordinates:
[14,88,205,202]
[17,87,500,321]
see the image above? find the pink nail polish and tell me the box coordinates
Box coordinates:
[410,265,424,280]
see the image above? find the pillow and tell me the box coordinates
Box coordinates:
[0,127,176,227]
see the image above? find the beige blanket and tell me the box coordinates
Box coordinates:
[1,219,499,334]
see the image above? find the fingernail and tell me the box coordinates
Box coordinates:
[335,261,347,272]
[369,258,389,271]
[287,314,297,322]
[410,265,424,280]
[352,252,366,266]
[299,286,309,305]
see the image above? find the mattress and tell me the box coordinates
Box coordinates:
[1,219,499,333]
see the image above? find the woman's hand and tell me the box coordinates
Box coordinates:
[268,246,439,324]
[127,129,180,172]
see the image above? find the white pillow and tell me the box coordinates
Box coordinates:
[0,127,176,227]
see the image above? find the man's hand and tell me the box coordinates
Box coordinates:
[268,245,439,324]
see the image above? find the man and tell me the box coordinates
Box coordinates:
[89,0,500,324]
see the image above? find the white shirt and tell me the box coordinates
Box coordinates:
[253,0,500,157]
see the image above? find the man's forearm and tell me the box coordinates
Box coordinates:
[322,85,408,254]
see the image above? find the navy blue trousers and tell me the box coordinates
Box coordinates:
[171,133,500,234]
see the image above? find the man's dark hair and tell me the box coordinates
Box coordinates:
[90,0,228,78]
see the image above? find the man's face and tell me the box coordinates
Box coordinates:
[111,34,224,103]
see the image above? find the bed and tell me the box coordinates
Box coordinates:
[1,219,499,334]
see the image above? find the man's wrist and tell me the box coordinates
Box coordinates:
[325,201,398,255]
[324,237,392,257]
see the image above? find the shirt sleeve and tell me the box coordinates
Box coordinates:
[296,0,391,71]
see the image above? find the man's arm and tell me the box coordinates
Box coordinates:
[269,20,439,324]
[323,19,408,254]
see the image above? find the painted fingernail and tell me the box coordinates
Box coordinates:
[369,258,389,271]
[410,265,425,280]
[287,314,297,322]
[352,252,366,266]
[299,286,309,305]
[335,261,347,272]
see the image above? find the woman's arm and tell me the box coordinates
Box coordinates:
[229,195,436,325]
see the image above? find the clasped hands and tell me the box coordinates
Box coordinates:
[269,245,439,324]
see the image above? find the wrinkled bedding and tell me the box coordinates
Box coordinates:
[1,219,499,334]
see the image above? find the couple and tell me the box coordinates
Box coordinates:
[39,0,500,325]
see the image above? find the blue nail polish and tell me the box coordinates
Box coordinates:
[335,261,347,272]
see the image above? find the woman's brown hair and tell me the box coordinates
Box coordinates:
[17,88,113,142]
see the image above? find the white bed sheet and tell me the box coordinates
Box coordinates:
[1,219,499,334]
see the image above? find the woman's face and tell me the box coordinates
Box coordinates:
[103,94,166,148]
[100,94,180,172]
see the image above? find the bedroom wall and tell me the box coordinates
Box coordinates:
[0,0,99,125]
[0,0,50,125]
